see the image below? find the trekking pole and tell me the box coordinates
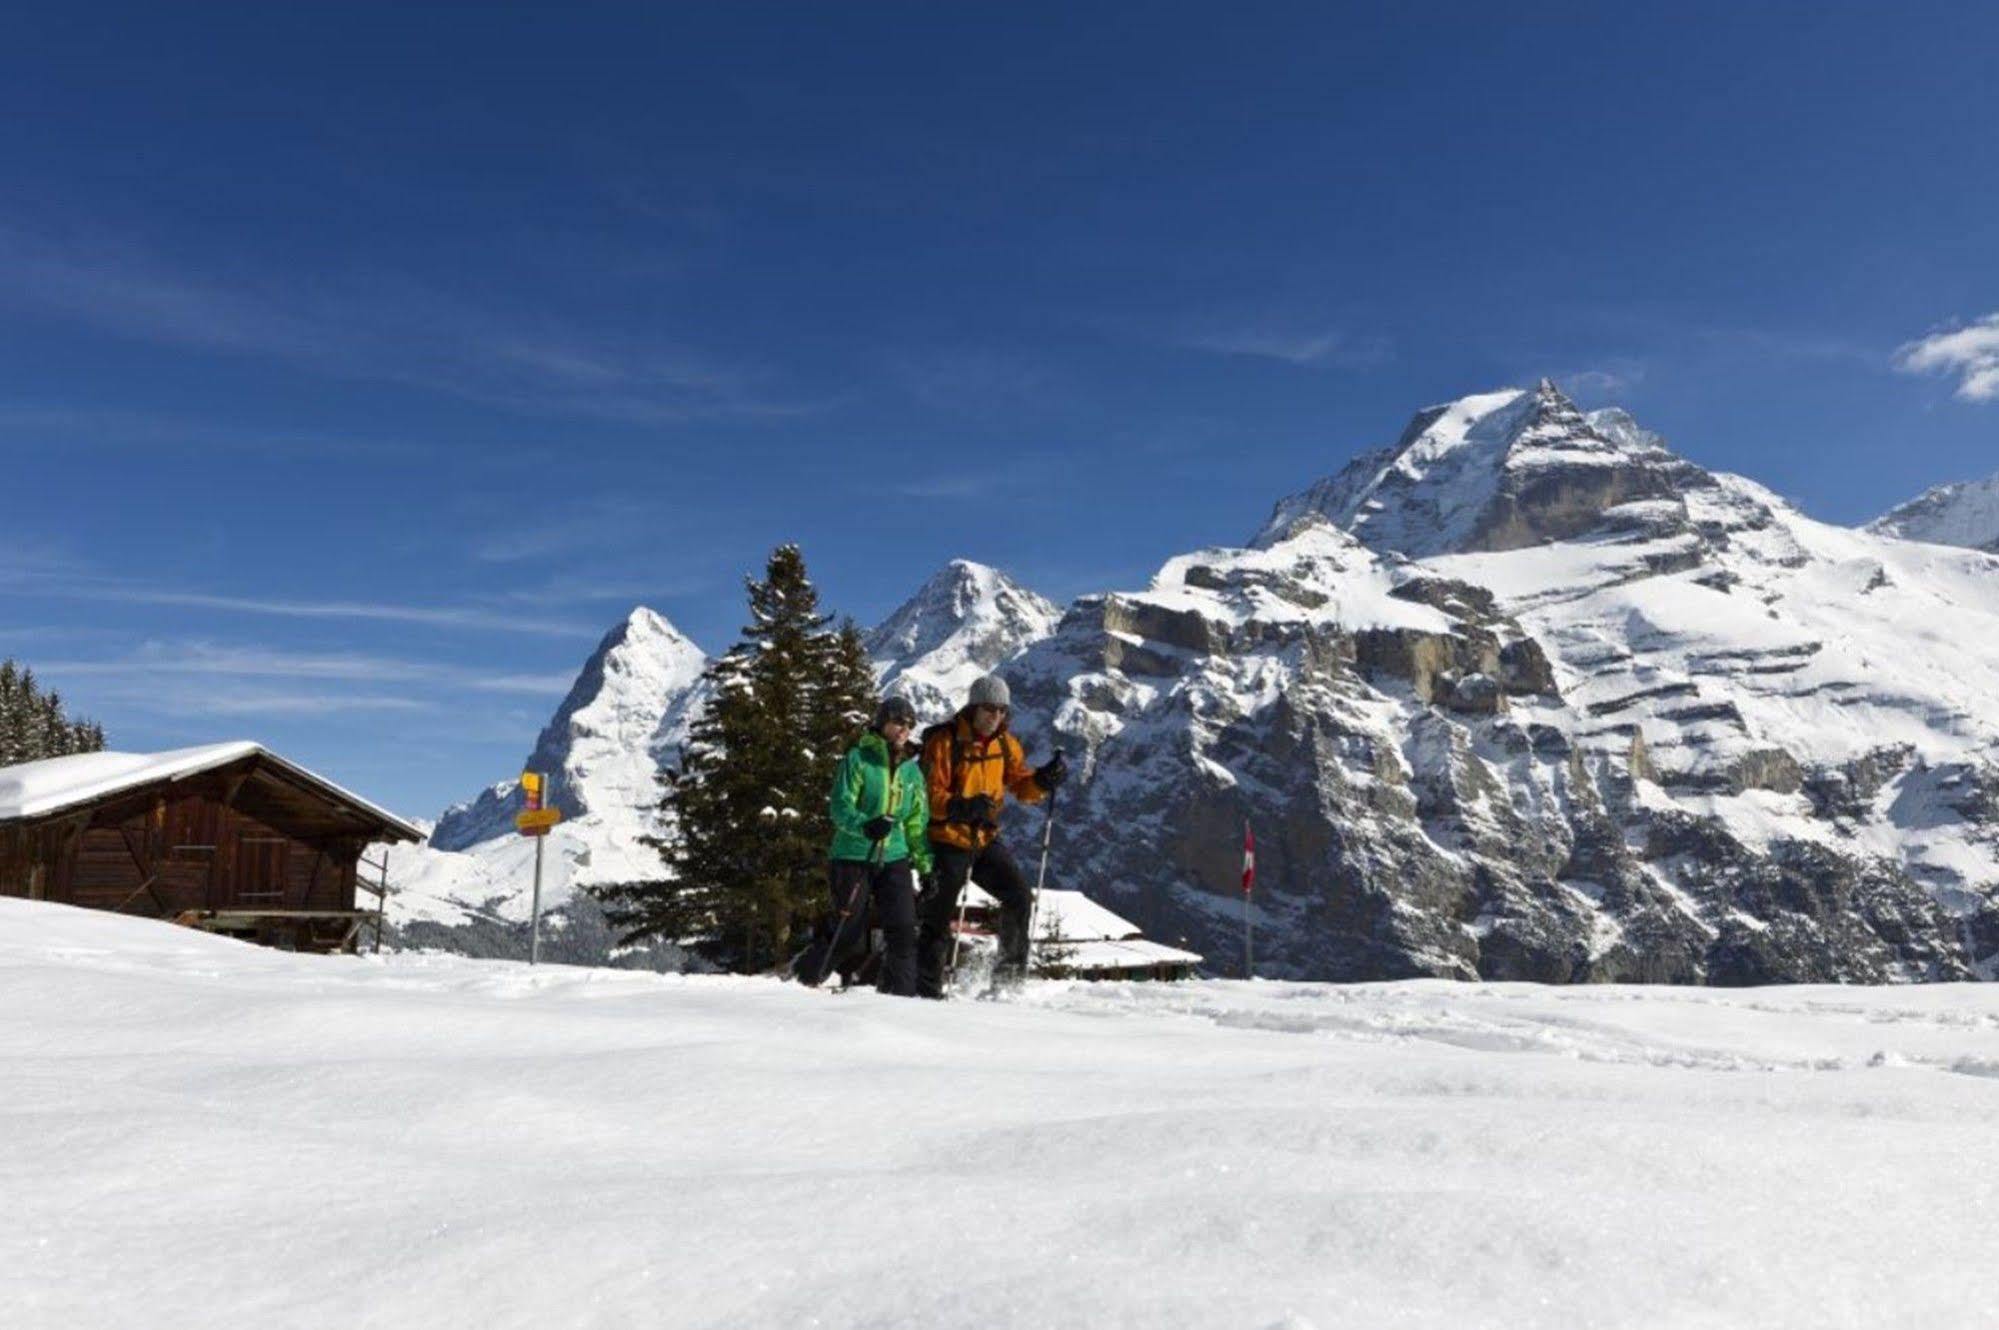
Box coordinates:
[946,881,973,985]
[1022,774,1061,979]
[811,838,884,988]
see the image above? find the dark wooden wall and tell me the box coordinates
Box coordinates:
[1,785,360,918]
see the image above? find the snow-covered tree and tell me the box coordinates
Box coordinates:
[0,659,105,765]
[599,546,879,971]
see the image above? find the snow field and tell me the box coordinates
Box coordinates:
[4,898,1998,1329]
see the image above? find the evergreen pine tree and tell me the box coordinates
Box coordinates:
[41,690,72,757]
[598,545,879,972]
[0,659,107,764]
[812,620,880,776]
[0,660,19,765]
[13,667,37,763]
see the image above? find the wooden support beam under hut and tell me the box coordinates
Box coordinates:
[0,743,423,954]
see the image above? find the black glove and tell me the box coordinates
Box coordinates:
[1035,752,1069,790]
[948,794,1000,828]
[861,815,895,842]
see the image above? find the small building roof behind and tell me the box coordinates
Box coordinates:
[1062,938,1206,973]
[962,887,1161,945]
[0,742,424,841]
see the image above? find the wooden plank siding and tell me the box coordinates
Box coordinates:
[1,752,400,951]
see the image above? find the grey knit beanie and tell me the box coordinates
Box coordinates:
[967,674,1011,709]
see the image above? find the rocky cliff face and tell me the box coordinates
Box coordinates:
[1255,379,1716,558]
[390,384,1999,985]
[1003,385,1999,984]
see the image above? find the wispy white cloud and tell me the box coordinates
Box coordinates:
[473,576,682,608]
[1896,314,1999,403]
[40,641,574,697]
[0,220,821,424]
[1547,359,1648,401]
[0,401,431,459]
[886,347,1058,414]
[1181,325,1392,370]
[189,692,433,717]
[466,496,669,565]
[3,539,601,638]
[1690,324,1881,368]
[40,582,597,638]
[890,473,1005,500]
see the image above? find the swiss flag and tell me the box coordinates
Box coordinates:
[1241,822,1255,895]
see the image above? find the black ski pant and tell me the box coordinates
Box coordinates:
[915,838,1032,998]
[797,857,918,996]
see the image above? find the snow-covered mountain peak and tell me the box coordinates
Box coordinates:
[867,560,1060,721]
[429,604,706,853]
[1255,383,1709,558]
[1868,472,1999,553]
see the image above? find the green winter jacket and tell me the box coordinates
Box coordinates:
[827,730,932,872]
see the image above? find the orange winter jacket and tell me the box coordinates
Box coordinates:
[921,711,1047,851]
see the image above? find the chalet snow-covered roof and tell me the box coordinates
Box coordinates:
[1060,938,1205,973]
[960,886,1146,942]
[0,742,424,840]
[958,887,1205,971]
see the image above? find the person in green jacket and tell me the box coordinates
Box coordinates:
[798,695,932,994]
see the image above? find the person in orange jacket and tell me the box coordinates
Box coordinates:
[913,673,1067,997]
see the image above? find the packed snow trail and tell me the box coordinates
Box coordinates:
[4,900,1997,1330]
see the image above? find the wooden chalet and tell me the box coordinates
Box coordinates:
[0,742,422,953]
[956,886,1204,981]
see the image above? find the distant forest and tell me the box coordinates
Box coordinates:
[0,659,106,764]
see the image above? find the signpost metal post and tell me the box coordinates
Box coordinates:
[515,772,563,966]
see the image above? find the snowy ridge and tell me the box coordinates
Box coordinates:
[1254,378,1703,557]
[865,559,1059,721]
[385,566,1056,954]
[381,383,1999,982]
[1869,470,1999,552]
[1001,383,1999,983]
[392,607,708,935]
[431,606,705,846]
[7,897,1999,1328]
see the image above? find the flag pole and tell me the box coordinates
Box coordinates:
[1241,820,1255,981]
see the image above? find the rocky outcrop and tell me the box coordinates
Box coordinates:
[866,560,1059,721]
[405,383,1999,987]
[997,386,1999,985]
[1255,379,1718,558]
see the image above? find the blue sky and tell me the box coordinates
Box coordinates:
[4,3,1995,818]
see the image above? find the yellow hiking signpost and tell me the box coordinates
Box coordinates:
[516,772,561,965]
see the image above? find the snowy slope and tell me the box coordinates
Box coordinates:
[1000,383,1999,984]
[5,898,1997,1330]
[387,566,1059,956]
[1869,471,1999,552]
[865,558,1059,721]
[379,386,1999,983]
[386,607,707,944]
[383,565,1059,959]
[431,606,706,848]
[1254,379,1706,557]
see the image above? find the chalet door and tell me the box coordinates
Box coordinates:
[234,837,290,908]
